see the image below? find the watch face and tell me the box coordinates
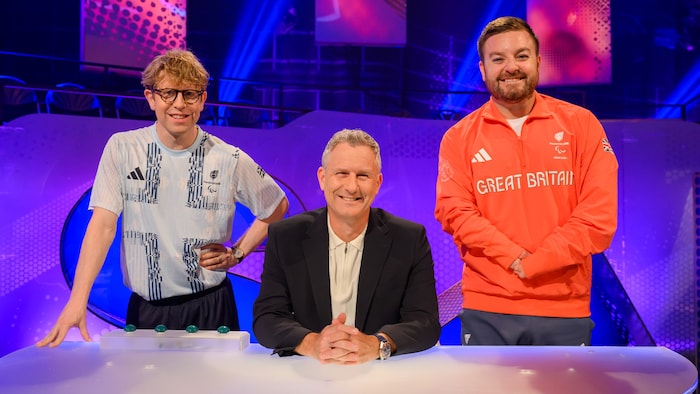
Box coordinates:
[234,248,244,259]
[379,341,391,360]
[378,338,391,360]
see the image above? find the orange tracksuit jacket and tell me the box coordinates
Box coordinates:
[435,92,618,318]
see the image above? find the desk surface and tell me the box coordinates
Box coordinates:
[0,343,697,394]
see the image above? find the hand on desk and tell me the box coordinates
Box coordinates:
[295,313,391,365]
[36,300,91,348]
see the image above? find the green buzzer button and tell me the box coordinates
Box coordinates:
[154,324,167,333]
[217,325,230,334]
[124,324,136,332]
[186,325,199,333]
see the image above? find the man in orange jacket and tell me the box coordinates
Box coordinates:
[435,16,618,345]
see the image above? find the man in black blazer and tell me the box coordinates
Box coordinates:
[253,129,440,364]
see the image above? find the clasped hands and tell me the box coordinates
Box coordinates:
[509,250,531,279]
[297,313,380,365]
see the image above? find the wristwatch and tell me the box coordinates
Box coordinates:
[374,334,391,360]
[232,247,245,263]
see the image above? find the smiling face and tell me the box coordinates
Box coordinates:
[317,142,383,231]
[145,72,207,149]
[479,29,540,108]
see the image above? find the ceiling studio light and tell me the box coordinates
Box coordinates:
[655,58,700,119]
[219,0,292,102]
[441,1,509,112]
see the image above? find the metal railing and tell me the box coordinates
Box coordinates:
[0,81,311,127]
[3,50,699,123]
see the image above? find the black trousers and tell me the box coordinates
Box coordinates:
[126,277,240,331]
[459,308,594,346]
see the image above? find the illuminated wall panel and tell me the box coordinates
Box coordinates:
[528,0,611,86]
[315,0,406,46]
[81,0,187,73]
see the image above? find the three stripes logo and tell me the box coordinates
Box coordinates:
[256,166,267,179]
[127,167,145,180]
[471,148,492,163]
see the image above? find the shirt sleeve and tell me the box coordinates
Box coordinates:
[89,134,124,216]
[232,148,286,220]
[434,126,524,270]
[524,112,618,277]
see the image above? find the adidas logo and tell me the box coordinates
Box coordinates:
[471,148,492,163]
[127,167,145,180]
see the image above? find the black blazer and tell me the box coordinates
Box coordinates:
[253,207,441,356]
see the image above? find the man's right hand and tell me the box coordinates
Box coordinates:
[36,302,91,348]
[510,250,531,279]
[295,313,359,362]
[295,313,382,365]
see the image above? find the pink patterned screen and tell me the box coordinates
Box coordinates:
[81,0,187,74]
[315,0,407,46]
[528,0,611,86]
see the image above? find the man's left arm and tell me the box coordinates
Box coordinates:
[200,197,288,271]
[231,149,290,257]
[377,225,441,355]
[232,197,288,260]
[523,112,619,278]
[201,148,289,270]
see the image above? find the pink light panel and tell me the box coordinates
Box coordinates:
[528,0,611,86]
[81,0,187,73]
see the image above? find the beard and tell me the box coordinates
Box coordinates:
[487,73,538,104]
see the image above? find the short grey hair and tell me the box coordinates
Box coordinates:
[321,128,382,172]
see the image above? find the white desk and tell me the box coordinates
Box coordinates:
[0,343,697,393]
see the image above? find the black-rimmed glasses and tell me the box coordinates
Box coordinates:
[150,88,204,104]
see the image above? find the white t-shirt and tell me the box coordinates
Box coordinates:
[507,115,528,137]
[327,217,366,328]
[90,124,285,300]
